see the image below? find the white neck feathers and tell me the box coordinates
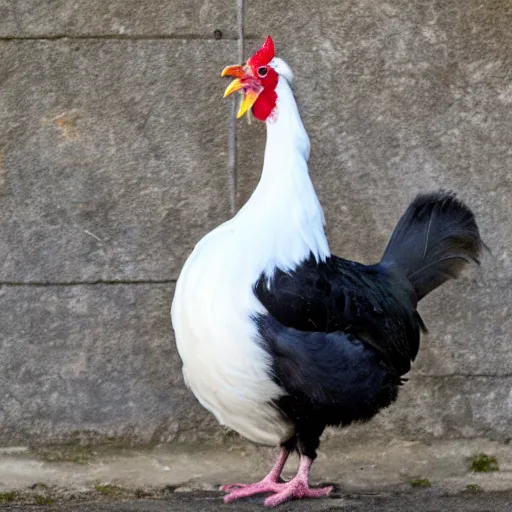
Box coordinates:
[234,76,330,275]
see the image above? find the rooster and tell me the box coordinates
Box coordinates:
[171,36,483,507]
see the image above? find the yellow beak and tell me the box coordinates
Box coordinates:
[221,65,262,119]
[223,78,245,98]
[221,65,247,79]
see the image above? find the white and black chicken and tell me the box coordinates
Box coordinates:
[171,36,483,507]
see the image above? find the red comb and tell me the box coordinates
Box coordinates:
[247,36,275,68]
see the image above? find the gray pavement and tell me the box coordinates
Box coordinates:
[3,491,512,512]
[2,440,512,510]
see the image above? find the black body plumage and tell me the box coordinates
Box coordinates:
[254,191,482,459]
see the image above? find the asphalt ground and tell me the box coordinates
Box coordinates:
[3,490,512,512]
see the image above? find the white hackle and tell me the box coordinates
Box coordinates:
[171,62,329,445]
[234,62,330,276]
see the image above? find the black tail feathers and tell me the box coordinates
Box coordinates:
[381,191,483,301]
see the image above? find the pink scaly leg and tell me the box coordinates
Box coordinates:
[263,455,333,508]
[221,448,289,502]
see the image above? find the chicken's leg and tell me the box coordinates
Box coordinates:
[263,455,333,507]
[221,447,289,502]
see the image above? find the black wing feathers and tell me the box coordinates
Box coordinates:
[255,256,421,375]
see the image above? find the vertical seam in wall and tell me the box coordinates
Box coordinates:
[237,0,244,67]
[226,0,244,215]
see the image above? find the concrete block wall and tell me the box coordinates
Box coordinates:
[0,1,510,446]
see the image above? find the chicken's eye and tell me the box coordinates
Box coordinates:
[257,66,268,78]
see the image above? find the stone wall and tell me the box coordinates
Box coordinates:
[0,1,510,446]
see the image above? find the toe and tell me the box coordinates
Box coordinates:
[264,491,292,508]
[263,484,333,507]
[223,480,284,503]
[307,485,334,498]
[223,487,259,503]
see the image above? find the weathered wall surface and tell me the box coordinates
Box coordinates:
[0,1,510,446]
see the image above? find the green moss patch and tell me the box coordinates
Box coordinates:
[0,492,17,503]
[94,484,127,496]
[471,454,499,472]
[410,478,432,488]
